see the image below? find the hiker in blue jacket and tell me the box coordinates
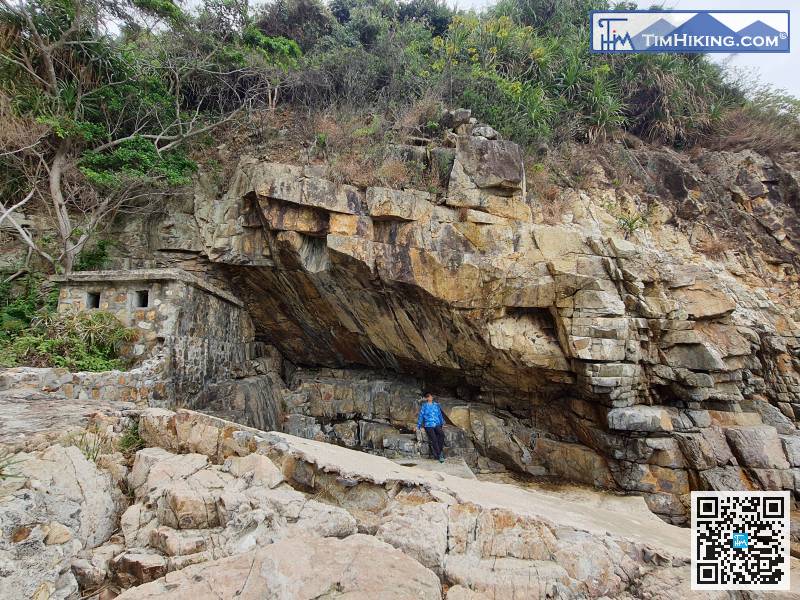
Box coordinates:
[415,392,446,462]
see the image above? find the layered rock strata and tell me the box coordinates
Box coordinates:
[25,123,800,524]
[165,131,800,524]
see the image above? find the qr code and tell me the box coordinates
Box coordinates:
[692,491,790,590]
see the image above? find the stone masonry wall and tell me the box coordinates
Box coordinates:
[0,365,166,406]
[50,269,256,407]
[57,278,183,358]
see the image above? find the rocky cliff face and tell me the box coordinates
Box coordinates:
[114,124,800,525]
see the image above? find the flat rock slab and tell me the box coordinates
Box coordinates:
[0,389,136,448]
[258,428,690,560]
[393,457,477,480]
[140,408,690,561]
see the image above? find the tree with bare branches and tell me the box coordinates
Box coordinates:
[0,0,300,273]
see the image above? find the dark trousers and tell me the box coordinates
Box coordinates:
[425,426,445,458]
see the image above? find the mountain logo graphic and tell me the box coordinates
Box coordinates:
[596,16,634,51]
[590,10,790,54]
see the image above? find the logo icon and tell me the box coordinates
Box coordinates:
[732,532,749,549]
[591,11,790,54]
[597,17,633,51]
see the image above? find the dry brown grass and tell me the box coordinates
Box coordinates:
[527,163,566,225]
[704,107,800,155]
[394,92,443,139]
[539,193,568,225]
[417,157,445,196]
[0,92,49,154]
[311,113,348,149]
[192,103,449,192]
[698,235,733,260]
[376,158,411,188]
[328,153,374,187]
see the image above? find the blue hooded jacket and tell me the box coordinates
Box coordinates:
[417,401,444,428]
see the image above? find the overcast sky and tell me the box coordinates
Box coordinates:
[451,0,799,97]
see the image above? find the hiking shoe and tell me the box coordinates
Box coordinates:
[439,455,445,463]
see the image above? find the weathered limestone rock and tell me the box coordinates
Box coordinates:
[367,187,433,221]
[85,407,700,599]
[0,445,122,600]
[376,491,449,572]
[112,551,169,587]
[446,586,492,600]
[608,406,673,433]
[71,535,124,591]
[222,453,284,488]
[670,280,737,320]
[15,131,800,532]
[8,404,767,599]
[446,136,531,220]
[129,447,210,500]
[10,445,120,547]
[115,534,442,600]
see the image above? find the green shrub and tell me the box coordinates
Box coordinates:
[491,0,609,35]
[255,0,335,51]
[79,137,197,189]
[432,14,629,145]
[278,0,798,150]
[119,421,146,456]
[0,309,135,371]
[616,53,738,146]
[704,82,800,154]
[608,205,647,239]
[74,240,114,272]
[0,274,57,341]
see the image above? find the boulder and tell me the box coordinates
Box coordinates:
[376,493,449,572]
[12,445,120,547]
[222,454,284,488]
[0,445,121,600]
[111,551,169,588]
[725,426,790,469]
[451,136,523,191]
[607,406,673,433]
[114,534,442,600]
[472,125,499,140]
[129,448,209,500]
[446,136,530,220]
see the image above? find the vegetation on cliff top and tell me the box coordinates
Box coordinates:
[1,0,799,276]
